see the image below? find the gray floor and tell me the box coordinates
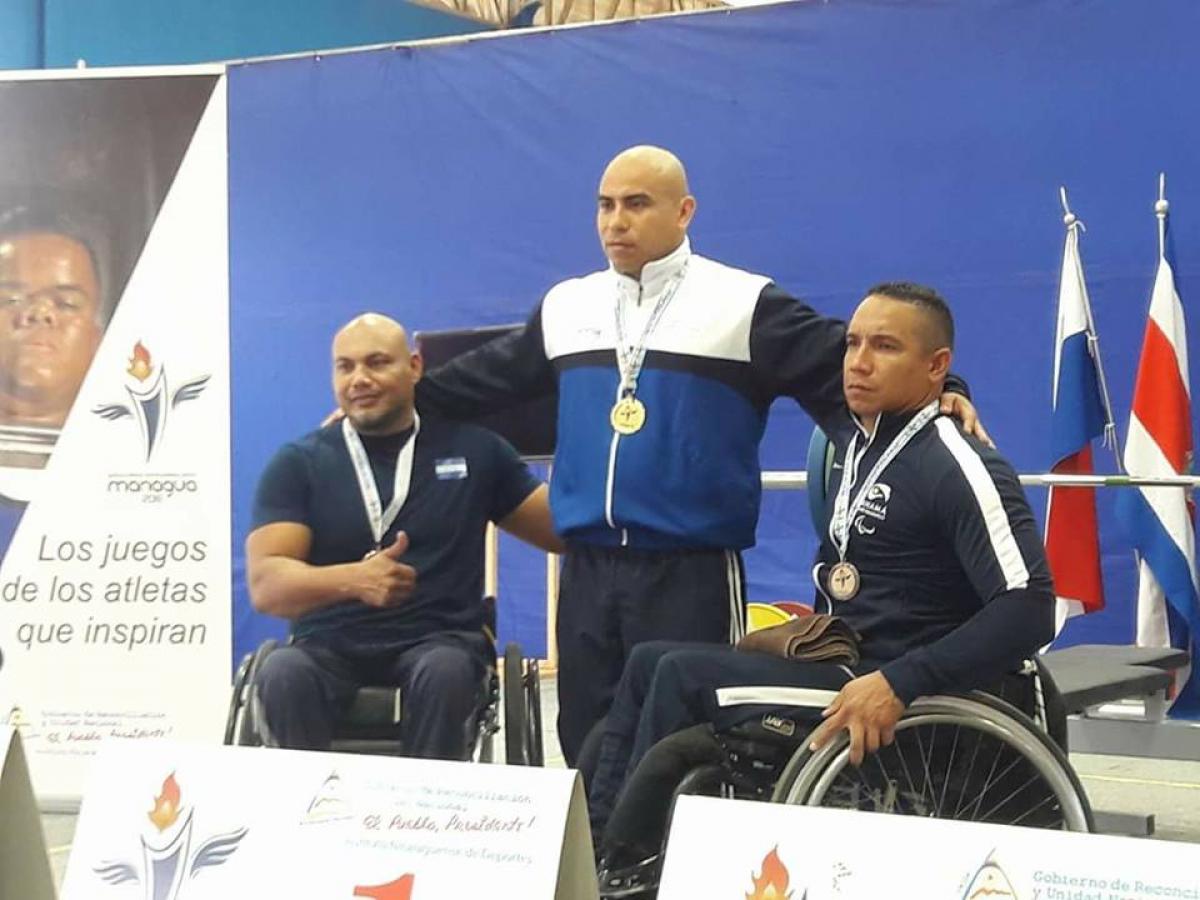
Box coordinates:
[40,676,1200,890]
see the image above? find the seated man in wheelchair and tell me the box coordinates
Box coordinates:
[245,312,562,759]
[591,283,1057,889]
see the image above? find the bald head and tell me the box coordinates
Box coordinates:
[597,145,696,278]
[602,146,690,201]
[332,312,422,435]
[335,312,410,351]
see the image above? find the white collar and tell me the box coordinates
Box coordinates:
[611,236,692,298]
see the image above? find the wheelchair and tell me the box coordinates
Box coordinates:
[596,426,1096,898]
[224,597,544,765]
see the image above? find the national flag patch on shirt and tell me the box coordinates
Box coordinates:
[435,457,469,480]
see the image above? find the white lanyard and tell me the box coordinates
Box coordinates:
[828,401,939,562]
[613,262,688,395]
[341,412,420,549]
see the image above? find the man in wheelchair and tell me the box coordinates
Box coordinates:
[591,283,1058,893]
[244,313,562,759]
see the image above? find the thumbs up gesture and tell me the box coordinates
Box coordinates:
[357,531,417,607]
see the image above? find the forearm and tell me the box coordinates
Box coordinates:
[416,311,555,419]
[880,589,1054,704]
[248,556,365,619]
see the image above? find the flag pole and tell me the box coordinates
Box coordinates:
[1059,186,1124,472]
[1156,172,1169,259]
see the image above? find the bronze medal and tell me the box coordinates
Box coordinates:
[828,561,860,601]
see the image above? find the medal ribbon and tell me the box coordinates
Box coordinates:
[828,401,940,562]
[342,412,421,548]
[613,261,689,397]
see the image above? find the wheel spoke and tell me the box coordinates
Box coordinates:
[913,723,937,813]
[951,725,985,819]
[935,726,962,818]
[1005,789,1062,829]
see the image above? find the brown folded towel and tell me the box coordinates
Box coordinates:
[736,613,861,666]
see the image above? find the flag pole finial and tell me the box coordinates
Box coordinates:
[1059,186,1084,231]
[1156,172,1169,217]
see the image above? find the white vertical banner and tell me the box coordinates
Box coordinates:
[0,70,231,805]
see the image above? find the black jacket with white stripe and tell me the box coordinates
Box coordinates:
[817,408,1055,703]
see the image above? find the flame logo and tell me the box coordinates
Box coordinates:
[353,874,415,899]
[746,846,793,900]
[127,341,153,382]
[148,772,183,832]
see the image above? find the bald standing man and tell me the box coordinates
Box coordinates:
[416,147,984,766]
[247,314,562,759]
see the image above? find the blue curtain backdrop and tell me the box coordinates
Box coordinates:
[228,0,1200,668]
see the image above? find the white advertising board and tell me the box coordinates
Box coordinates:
[660,795,1200,900]
[62,741,598,900]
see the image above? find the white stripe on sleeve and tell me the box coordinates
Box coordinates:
[935,418,1029,591]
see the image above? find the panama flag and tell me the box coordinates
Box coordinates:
[1116,176,1200,717]
[1046,189,1116,635]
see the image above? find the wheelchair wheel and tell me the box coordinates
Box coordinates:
[771,693,1093,832]
[224,651,254,745]
[526,658,544,767]
[230,640,277,747]
[504,643,531,765]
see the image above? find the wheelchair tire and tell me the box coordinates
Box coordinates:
[504,642,531,765]
[233,639,278,747]
[224,651,254,745]
[771,692,1093,832]
[526,658,544,767]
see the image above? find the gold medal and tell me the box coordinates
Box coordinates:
[828,561,860,601]
[610,396,647,435]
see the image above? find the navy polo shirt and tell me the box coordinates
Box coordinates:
[251,419,540,647]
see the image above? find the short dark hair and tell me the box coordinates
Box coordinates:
[865,281,954,350]
[0,204,106,323]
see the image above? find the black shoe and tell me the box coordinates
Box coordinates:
[597,853,662,899]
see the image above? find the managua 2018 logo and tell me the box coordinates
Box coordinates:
[92,342,210,461]
[92,772,248,899]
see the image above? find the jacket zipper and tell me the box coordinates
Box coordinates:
[604,282,640,546]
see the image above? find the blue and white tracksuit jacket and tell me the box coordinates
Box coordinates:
[417,239,851,551]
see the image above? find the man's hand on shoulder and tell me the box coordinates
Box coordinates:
[355,532,418,607]
[940,392,994,448]
[807,671,905,766]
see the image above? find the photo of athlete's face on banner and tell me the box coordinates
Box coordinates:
[0,76,217,496]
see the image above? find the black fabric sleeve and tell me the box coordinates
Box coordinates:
[486,432,542,523]
[880,442,1054,703]
[250,444,312,530]
[749,286,850,435]
[749,286,970,438]
[415,303,558,420]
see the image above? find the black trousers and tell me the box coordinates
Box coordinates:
[555,544,746,765]
[592,641,856,859]
[253,631,489,760]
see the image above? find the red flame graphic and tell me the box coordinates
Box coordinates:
[127,341,153,382]
[746,847,792,900]
[353,874,415,899]
[147,772,182,832]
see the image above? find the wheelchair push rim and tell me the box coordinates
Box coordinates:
[772,694,1093,833]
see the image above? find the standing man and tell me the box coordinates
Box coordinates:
[246,314,561,760]
[416,147,985,765]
